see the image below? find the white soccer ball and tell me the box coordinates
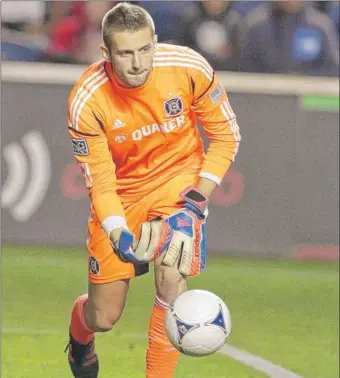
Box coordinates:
[165,289,232,357]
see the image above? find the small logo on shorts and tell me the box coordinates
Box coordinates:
[89,256,100,275]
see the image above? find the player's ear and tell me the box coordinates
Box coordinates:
[153,34,158,47]
[100,44,110,61]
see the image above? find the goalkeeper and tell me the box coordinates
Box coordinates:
[65,3,241,378]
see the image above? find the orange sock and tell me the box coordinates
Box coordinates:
[146,296,180,378]
[70,294,94,345]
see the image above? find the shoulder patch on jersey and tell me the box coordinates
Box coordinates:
[209,83,224,104]
[71,138,89,156]
[164,97,183,116]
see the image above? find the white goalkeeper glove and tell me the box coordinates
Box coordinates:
[110,219,163,264]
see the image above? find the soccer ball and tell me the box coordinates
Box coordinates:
[165,289,231,357]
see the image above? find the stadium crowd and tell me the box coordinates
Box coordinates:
[2,1,339,77]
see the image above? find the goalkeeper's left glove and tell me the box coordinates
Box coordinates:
[159,186,209,276]
[110,220,163,264]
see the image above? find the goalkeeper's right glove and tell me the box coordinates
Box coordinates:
[110,219,163,264]
[157,186,208,276]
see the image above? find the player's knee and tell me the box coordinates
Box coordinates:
[155,265,187,304]
[87,308,124,332]
[86,278,129,332]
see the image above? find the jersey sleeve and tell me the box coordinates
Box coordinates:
[189,50,241,185]
[68,90,127,235]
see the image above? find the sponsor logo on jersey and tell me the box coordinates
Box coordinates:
[112,119,125,129]
[71,139,89,156]
[132,115,185,141]
[164,97,183,116]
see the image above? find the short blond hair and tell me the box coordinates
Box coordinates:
[102,2,155,48]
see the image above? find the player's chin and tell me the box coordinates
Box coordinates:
[126,73,148,87]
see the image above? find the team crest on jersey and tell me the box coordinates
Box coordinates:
[89,256,100,275]
[164,97,183,116]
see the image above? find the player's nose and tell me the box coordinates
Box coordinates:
[132,53,142,70]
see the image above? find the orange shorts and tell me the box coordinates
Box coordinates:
[86,171,199,284]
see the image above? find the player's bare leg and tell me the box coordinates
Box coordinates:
[66,279,130,378]
[146,255,187,378]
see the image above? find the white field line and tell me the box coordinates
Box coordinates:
[2,328,303,378]
[220,344,303,378]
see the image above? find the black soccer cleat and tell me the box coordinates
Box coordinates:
[65,332,99,378]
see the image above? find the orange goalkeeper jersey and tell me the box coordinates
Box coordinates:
[68,43,240,228]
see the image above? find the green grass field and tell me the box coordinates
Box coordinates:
[1,245,339,378]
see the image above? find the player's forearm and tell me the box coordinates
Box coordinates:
[199,107,241,186]
[199,139,238,187]
[90,190,127,236]
[196,177,218,198]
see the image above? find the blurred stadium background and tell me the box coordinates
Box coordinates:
[1,1,339,378]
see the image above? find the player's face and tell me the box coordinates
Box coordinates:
[103,28,156,88]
